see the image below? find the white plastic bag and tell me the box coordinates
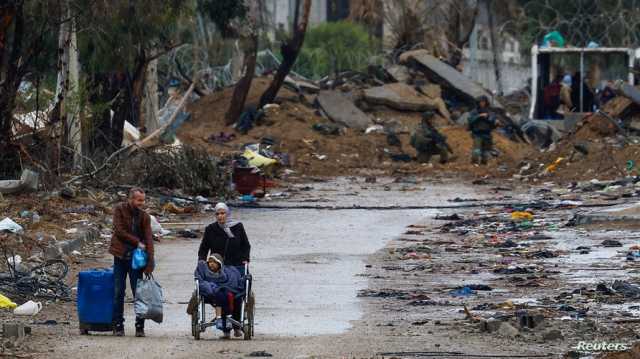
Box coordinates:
[135,275,163,323]
[0,218,23,233]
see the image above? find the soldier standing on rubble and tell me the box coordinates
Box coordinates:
[468,96,497,165]
[410,111,452,164]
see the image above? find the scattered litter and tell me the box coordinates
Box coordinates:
[511,211,534,221]
[601,239,623,247]
[177,229,198,239]
[0,218,24,234]
[13,300,42,316]
[247,351,273,357]
[612,280,640,299]
[435,214,462,221]
[0,294,17,309]
[450,286,476,297]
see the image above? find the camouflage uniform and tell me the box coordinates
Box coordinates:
[410,120,450,164]
[467,109,496,165]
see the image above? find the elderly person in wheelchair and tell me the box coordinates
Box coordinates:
[194,253,244,339]
[189,202,254,340]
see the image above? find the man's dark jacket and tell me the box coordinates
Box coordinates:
[198,222,250,266]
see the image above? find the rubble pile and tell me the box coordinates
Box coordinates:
[524,89,640,182]
[179,57,533,178]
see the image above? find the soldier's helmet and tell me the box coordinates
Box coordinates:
[422,110,436,122]
[476,95,490,107]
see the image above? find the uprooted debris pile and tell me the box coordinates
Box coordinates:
[521,85,640,182]
[118,145,232,197]
[179,60,533,178]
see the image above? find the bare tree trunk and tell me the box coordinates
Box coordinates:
[142,59,159,133]
[486,0,503,95]
[449,2,479,68]
[225,34,258,125]
[258,0,312,109]
[55,0,82,168]
[0,3,23,146]
[68,16,81,167]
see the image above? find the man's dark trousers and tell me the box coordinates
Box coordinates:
[113,256,144,329]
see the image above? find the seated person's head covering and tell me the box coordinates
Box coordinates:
[207,253,224,268]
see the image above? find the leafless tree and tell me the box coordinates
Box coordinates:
[258,0,312,109]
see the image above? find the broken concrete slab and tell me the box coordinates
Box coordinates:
[285,75,320,93]
[363,83,451,120]
[317,91,371,131]
[364,83,436,112]
[618,83,640,106]
[0,169,39,195]
[479,319,503,333]
[2,324,26,339]
[385,65,411,83]
[399,50,502,110]
[541,328,563,341]
[573,202,640,226]
[497,322,519,338]
[417,83,443,100]
[602,96,633,118]
[44,228,99,260]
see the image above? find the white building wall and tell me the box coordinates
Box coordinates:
[268,0,326,31]
[462,59,529,95]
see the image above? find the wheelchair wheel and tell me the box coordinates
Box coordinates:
[191,297,200,340]
[243,291,255,340]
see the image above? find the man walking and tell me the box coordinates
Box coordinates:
[468,96,497,165]
[109,187,155,337]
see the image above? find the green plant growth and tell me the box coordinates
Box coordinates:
[291,21,380,79]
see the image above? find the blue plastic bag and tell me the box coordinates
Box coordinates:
[132,248,148,270]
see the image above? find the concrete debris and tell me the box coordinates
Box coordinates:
[497,322,520,338]
[542,329,564,342]
[285,75,320,93]
[363,83,444,114]
[399,50,502,110]
[617,82,640,106]
[385,65,412,83]
[317,91,371,131]
[0,169,39,195]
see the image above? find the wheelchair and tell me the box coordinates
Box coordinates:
[191,263,254,340]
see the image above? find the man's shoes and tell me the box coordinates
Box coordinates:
[220,331,231,340]
[113,324,124,337]
[135,328,145,337]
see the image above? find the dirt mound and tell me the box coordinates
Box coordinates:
[178,78,532,178]
[528,113,640,182]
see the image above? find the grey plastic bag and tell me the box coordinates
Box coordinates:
[135,275,163,323]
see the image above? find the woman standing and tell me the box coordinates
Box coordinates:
[198,202,250,270]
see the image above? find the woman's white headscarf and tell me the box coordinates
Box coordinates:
[215,202,237,238]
